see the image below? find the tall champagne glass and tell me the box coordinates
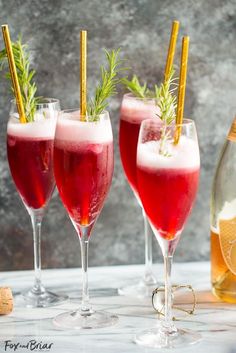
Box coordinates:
[53,109,118,329]
[119,93,159,297]
[7,98,67,307]
[135,118,201,348]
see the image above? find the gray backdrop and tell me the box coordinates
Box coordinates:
[0,0,236,271]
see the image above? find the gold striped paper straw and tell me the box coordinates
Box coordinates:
[2,24,26,123]
[164,20,180,82]
[174,36,189,145]
[80,30,87,121]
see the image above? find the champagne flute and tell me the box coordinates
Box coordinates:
[135,118,201,348]
[53,109,118,329]
[118,93,159,297]
[7,98,68,307]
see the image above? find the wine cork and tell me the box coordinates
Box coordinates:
[0,287,13,315]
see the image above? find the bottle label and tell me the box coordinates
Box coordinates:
[227,118,236,141]
[219,217,236,275]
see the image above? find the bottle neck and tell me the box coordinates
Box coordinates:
[228,117,236,142]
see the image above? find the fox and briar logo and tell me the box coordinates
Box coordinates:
[3,340,53,352]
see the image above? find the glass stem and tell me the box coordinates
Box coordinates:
[162,255,177,334]
[29,209,44,293]
[142,209,156,285]
[79,226,91,314]
[164,256,173,326]
[158,234,180,334]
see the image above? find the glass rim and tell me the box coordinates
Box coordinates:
[123,92,157,102]
[10,97,60,107]
[143,117,196,127]
[59,108,109,121]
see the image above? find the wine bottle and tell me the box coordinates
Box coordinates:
[211,117,236,303]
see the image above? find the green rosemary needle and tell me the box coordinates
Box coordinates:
[87,48,127,120]
[122,75,153,98]
[155,67,178,156]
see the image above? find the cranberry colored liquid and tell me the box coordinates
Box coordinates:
[119,118,141,193]
[137,166,199,239]
[7,134,55,209]
[54,141,113,229]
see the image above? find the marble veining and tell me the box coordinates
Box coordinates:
[0,262,236,352]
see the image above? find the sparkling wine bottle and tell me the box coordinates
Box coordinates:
[211,117,236,303]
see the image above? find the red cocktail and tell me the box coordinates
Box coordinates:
[54,139,113,229]
[53,109,117,329]
[135,118,200,347]
[137,137,199,239]
[7,135,54,209]
[7,98,67,308]
[119,94,160,194]
[119,94,160,297]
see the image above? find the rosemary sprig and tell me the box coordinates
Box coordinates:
[155,67,178,156]
[122,75,153,98]
[0,36,39,122]
[87,49,126,120]
[122,68,178,156]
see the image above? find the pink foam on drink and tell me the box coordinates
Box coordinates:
[7,110,57,139]
[120,95,160,123]
[55,110,113,144]
[137,136,200,170]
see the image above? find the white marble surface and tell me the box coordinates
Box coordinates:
[0,262,236,353]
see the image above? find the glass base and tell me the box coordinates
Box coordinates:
[118,276,158,298]
[53,309,118,329]
[22,286,68,308]
[134,327,201,349]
